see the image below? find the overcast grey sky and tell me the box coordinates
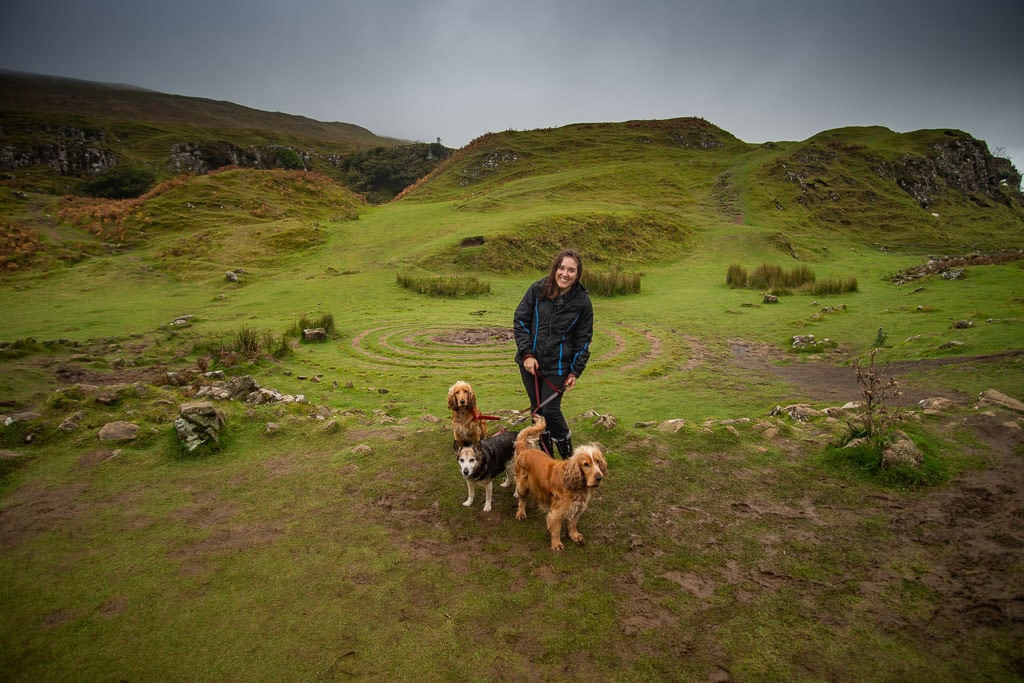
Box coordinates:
[2,0,1022,167]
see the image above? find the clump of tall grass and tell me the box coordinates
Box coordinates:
[727,263,856,295]
[200,325,292,365]
[809,276,858,295]
[726,264,748,287]
[285,312,335,339]
[582,269,642,296]
[396,273,491,297]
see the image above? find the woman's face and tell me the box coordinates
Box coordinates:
[555,256,579,292]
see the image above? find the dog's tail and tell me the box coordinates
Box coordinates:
[515,414,546,453]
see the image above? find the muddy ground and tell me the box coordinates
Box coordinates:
[2,337,1022,678]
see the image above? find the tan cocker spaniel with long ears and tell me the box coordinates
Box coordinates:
[513,415,608,551]
[447,380,487,451]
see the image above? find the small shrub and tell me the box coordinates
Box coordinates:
[396,273,491,297]
[873,327,888,348]
[81,166,156,199]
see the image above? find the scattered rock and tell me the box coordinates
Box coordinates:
[881,432,923,468]
[352,444,373,455]
[769,404,822,422]
[4,411,42,426]
[98,421,139,442]
[918,397,957,412]
[657,419,686,433]
[174,401,225,452]
[977,389,1024,413]
[58,410,85,431]
[302,328,327,342]
[763,294,779,304]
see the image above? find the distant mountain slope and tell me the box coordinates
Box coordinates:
[0,70,451,199]
[0,70,401,145]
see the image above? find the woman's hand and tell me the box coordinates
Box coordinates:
[563,374,577,391]
[523,357,538,375]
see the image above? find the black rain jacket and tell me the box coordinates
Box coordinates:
[513,278,593,378]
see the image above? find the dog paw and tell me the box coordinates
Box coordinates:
[483,503,492,512]
[551,541,565,551]
[570,532,585,544]
[515,510,526,521]
[462,500,472,507]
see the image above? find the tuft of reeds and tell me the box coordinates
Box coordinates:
[396,273,491,297]
[582,269,643,296]
[809,276,858,295]
[726,263,856,296]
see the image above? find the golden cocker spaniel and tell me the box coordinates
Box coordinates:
[513,415,608,551]
[447,380,487,451]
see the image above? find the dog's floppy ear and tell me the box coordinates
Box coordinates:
[562,459,583,490]
[447,383,459,410]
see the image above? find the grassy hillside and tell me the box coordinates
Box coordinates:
[1,103,1023,680]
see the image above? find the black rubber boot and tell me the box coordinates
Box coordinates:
[540,431,555,457]
[554,433,574,459]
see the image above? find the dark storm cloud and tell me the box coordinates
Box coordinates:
[1,0,1021,165]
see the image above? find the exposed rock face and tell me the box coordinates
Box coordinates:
[168,141,309,174]
[887,134,1022,208]
[0,125,117,175]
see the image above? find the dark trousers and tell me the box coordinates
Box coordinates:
[518,364,569,439]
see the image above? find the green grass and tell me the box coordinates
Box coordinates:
[1,117,1023,680]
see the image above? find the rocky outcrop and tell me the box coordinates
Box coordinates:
[886,134,1022,208]
[168,141,309,174]
[0,125,117,175]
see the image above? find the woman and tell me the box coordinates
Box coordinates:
[513,249,594,458]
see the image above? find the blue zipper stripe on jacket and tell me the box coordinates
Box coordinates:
[557,313,581,375]
[531,300,539,353]
[570,341,590,374]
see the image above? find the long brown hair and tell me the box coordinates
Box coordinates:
[542,249,583,300]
